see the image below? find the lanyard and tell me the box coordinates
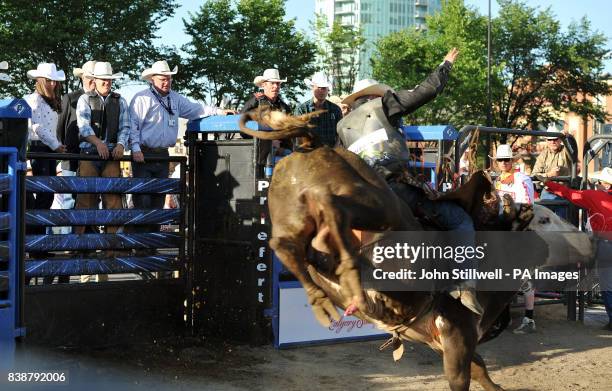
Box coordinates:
[150,86,174,115]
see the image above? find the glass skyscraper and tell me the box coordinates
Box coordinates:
[315,0,442,81]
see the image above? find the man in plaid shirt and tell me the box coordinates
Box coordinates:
[295,72,342,147]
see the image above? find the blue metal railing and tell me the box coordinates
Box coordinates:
[0,147,26,368]
[23,152,187,278]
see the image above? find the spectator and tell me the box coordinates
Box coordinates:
[53,61,98,283]
[57,60,97,177]
[545,167,612,330]
[130,60,231,254]
[490,144,537,333]
[532,125,573,218]
[242,68,291,176]
[24,63,67,282]
[459,147,472,178]
[491,144,535,205]
[75,62,129,282]
[295,72,342,147]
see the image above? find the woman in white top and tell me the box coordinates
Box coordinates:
[491,144,537,334]
[491,144,535,204]
[24,63,67,276]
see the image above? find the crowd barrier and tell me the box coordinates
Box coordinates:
[0,147,26,368]
[21,151,188,346]
[24,152,186,278]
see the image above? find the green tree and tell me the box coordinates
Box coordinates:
[0,0,178,97]
[313,14,365,96]
[371,0,610,129]
[372,0,490,125]
[181,0,317,107]
[494,0,610,129]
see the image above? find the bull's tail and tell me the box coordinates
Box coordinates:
[238,106,325,145]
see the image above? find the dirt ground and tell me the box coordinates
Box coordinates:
[10,304,612,391]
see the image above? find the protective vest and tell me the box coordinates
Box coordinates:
[337,98,410,172]
[88,91,120,143]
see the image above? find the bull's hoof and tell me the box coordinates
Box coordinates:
[306,288,340,327]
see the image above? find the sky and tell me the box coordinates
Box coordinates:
[155,0,611,58]
[120,0,612,101]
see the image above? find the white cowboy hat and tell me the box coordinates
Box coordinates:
[254,68,287,87]
[591,167,612,184]
[305,72,332,89]
[545,125,562,140]
[141,60,178,80]
[86,62,123,80]
[0,61,10,82]
[73,60,97,78]
[342,79,392,105]
[488,144,517,160]
[27,63,66,81]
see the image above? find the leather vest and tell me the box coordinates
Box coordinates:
[88,91,120,143]
[337,98,410,172]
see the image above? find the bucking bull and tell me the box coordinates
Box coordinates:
[239,108,595,391]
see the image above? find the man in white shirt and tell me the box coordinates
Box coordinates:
[129,60,232,245]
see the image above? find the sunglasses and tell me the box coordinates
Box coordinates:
[497,158,512,163]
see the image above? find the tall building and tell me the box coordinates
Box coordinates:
[315,0,442,82]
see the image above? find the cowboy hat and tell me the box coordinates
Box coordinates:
[305,72,332,89]
[488,144,517,160]
[27,63,66,81]
[141,60,178,80]
[545,125,563,140]
[342,79,392,105]
[0,61,10,82]
[85,62,123,80]
[591,167,612,184]
[73,60,97,78]
[254,68,287,87]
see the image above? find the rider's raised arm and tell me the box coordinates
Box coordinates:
[382,48,458,124]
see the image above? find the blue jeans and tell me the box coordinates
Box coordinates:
[389,182,474,232]
[132,150,170,234]
[539,189,567,220]
[389,181,476,286]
